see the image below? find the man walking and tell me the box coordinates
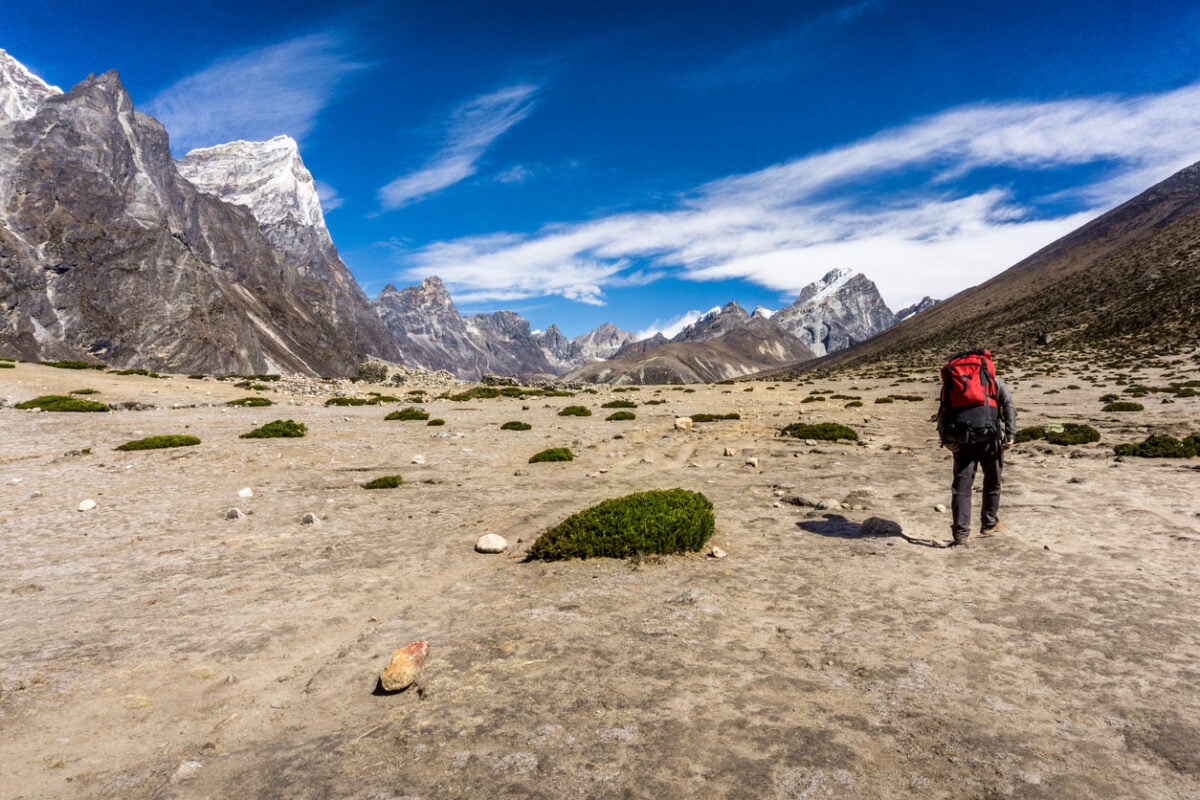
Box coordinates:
[937,349,1016,547]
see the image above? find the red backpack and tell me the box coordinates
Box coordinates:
[939,349,1000,444]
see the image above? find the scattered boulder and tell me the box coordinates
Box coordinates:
[78,499,96,512]
[860,517,903,536]
[411,455,427,465]
[225,508,246,520]
[723,447,736,456]
[380,640,430,692]
[709,546,727,559]
[668,588,713,606]
[674,417,693,432]
[475,534,508,553]
[816,498,842,510]
[301,512,319,525]
[237,487,254,499]
[745,457,759,468]
[934,504,946,513]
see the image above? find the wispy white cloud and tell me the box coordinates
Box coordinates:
[495,164,534,184]
[687,0,884,89]
[398,81,1200,310]
[315,180,344,213]
[379,83,539,209]
[634,309,714,341]
[147,33,366,155]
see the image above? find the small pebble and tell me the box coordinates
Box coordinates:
[78,499,96,512]
[237,487,254,499]
[301,512,319,525]
[934,504,946,513]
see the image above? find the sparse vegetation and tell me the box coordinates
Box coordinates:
[385,407,430,421]
[1015,426,1046,443]
[690,413,740,422]
[362,475,404,489]
[69,388,100,395]
[845,400,864,408]
[601,399,637,409]
[1103,401,1144,412]
[527,489,714,561]
[606,411,636,421]
[443,387,501,401]
[115,435,201,451]
[1045,424,1102,446]
[234,381,270,391]
[501,420,532,430]
[15,395,109,412]
[427,418,445,426]
[240,419,306,439]
[0,362,14,368]
[41,360,104,370]
[558,405,592,417]
[325,397,369,406]
[530,447,574,463]
[779,422,858,441]
[1113,434,1200,458]
[227,397,273,407]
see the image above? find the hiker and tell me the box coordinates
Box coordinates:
[937,349,1016,547]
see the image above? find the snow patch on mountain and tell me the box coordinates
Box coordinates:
[0,49,61,123]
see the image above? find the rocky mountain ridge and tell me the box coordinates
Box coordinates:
[0,60,396,375]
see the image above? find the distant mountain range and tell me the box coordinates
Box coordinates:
[18,48,1193,385]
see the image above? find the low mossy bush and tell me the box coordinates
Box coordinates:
[690,412,740,422]
[501,420,532,430]
[385,407,430,421]
[0,362,14,368]
[1113,434,1200,458]
[529,447,574,463]
[325,396,369,406]
[362,475,404,489]
[15,395,109,412]
[1014,426,1046,443]
[874,397,894,404]
[69,388,100,395]
[240,419,307,439]
[227,396,273,407]
[1103,401,1144,412]
[115,435,201,451]
[234,381,270,391]
[427,418,445,426]
[845,400,864,408]
[558,405,592,417]
[601,399,637,409]
[41,360,104,370]
[779,422,858,441]
[1045,424,1101,446]
[606,411,636,421]
[443,387,501,401]
[527,488,715,561]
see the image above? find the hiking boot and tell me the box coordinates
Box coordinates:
[948,533,969,548]
[980,520,1004,536]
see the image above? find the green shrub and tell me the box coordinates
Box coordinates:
[541,390,575,397]
[362,475,404,489]
[325,396,369,406]
[385,407,430,421]
[114,368,152,376]
[874,397,894,404]
[1014,426,1045,443]
[528,489,715,560]
[558,405,592,417]
[69,388,100,395]
[227,396,273,407]
[1113,434,1199,458]
[234,381,270,391]
[606,411,636,421]
[1103,401,1144,412]
[501,420,532,431]
[15,395,109,412]
[829,394,861,401]
[601,399,637,409]
[1045,423,1101,446]
[115,435,201,451]
[41,360,104,370]
[0,362,14,368]
[187,374,207,380]
[240,419,307,439]
[690,413,740,422]
[888,394,926,402]
[800,396,825,403]
[779,422,858,441]
[444,386,501,401]
[845,400,864,408]
[613,386,640,392]
[530,447,574,463]
[1100,393,1120,403]
[427,418,445,426]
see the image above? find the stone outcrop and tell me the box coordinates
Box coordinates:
[771,269,897,357]
[0,64,396,375]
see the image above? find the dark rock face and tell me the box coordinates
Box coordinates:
[0,70,395,375]
[771,270,897,357]
[672,302,752,343]
[895,296,939,321]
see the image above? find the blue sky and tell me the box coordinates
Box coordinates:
[7,1,1200,337]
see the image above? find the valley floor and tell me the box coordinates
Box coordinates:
[1,353,1198,799]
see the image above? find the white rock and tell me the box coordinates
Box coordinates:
[674,417,693,432]
[934,504,947,513]
[225,508,246,520]
[170,760,203,783]
[816,498,841,510]
[411,455,426,465]
[724,447,737,457]
[237,487,254,499]
[709,546,727,559]
[301,512,319,525]
[78,499,96,512]
[745,457,759,468]
[475,534,508,554]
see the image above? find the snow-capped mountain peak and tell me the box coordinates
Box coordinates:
[0,49,62,123]
[176,135,327,235]
[795,268,855,307]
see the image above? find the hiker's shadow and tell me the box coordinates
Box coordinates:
[797,514,946,548]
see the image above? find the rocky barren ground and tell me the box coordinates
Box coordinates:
[2,355,1199,799]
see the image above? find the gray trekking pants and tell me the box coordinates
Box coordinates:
[951,442,1003,537]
